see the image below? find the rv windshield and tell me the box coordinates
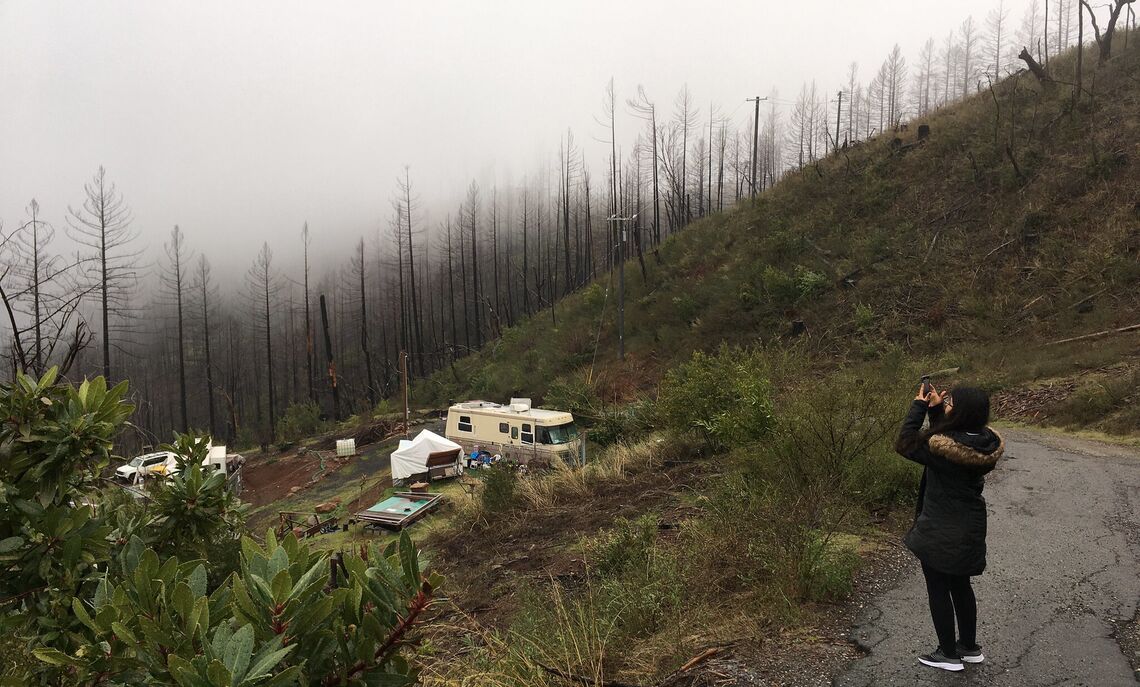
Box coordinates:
[538,422,579,445]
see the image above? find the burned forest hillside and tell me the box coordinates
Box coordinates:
[420,43,1140,435]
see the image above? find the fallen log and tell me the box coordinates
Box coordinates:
[1045,323,1140,346]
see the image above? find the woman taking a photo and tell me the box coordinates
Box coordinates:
[895,383,1004,672]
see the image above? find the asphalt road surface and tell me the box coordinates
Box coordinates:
[837,429,1140,687]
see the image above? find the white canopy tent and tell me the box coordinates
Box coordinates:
[390,430,464,481]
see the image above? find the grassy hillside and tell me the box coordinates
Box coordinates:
[418,45,1140,433]
[404,43,1140,687]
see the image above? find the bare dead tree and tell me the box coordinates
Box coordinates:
[1080,0,1135,64]
[519,190,532,316]
[395,168,424,375]
[302,223,315,403]
[558,132,573,294]
[319,293,341,420]
[960,16,980,98]
[193,255,219,440]
[161,225,191,432]
[627,86,662,247]
[353,238,377,408]
[986,0,1011,81]
[444,216,459,355]
[2,200,93,377]
[674,86,698,228]
[66,166,141,380]
[464,182,483,348]
[246,243,278,442]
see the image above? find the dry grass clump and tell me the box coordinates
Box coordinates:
[513,436,671,511]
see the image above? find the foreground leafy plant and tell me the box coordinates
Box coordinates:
[0,370,443,686]
[0,371,132,648]
[49,530,441,686]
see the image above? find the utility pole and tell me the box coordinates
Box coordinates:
[608,213,638,361]
[747,96,763,196]
[834,90,844,152]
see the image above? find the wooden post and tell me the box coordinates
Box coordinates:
[402,350,410,437]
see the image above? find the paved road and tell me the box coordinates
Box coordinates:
[837,429,1140,687]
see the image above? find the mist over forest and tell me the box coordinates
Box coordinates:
[0,0,1077,447]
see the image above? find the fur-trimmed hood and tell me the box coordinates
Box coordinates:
[928,430,1004,468]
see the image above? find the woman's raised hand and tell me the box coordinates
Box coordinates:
[915,383,944,407]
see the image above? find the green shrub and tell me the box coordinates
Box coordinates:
[584,514,659,579]
[586,401,655,446]
[799,532,861,602]
[582,282,608,310]
[657,345,774,451]
[481,463,518,513]
[684,370,917,602]
[576,515,684,639]
[275,401,327,443]
[544,375,595,417]
[738,283,760,310]
[761,265,798,305]
[544,377,654,446]
[854,302,875,332]
[794,266,829,299]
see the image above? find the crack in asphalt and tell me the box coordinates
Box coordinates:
[834,430,1140,687]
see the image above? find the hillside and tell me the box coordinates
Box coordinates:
[399,43,1140,687]
[418,46,1140,435]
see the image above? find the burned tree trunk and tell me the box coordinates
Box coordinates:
[1018,47,1055,88]
[1080,0,1136,64]
[357,239,377,409]
[320,293,341,421]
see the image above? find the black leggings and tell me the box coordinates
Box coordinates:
[921,562,977,657]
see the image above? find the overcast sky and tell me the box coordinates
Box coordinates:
[1,0,1034,278]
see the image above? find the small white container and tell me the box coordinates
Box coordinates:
[336,439,356,457]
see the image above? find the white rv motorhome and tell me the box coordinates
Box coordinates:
[444,398,584,466]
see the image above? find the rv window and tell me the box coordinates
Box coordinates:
[458,415,473,432]
[511,426,519,440]
[499,422,509,434]
[521,423,533,444]
[537,422,581,445]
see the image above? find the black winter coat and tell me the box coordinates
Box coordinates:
[896,400,1004,576]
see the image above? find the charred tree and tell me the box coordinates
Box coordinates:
[355,238,377,408]
[162,225,191,432]
[194,255,219,441]
[1080,0,1135,64]
[247,243,277,442]
[319,293,341,420]
[66,166,140,380]
[302,223,315,403]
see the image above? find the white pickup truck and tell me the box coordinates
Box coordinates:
[116,445,243,484]
[115,451,176,482]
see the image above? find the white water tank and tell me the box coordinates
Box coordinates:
[336,439,356,457]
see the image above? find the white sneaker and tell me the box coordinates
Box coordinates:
[956,642,984,664]
[918,649,965,672]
